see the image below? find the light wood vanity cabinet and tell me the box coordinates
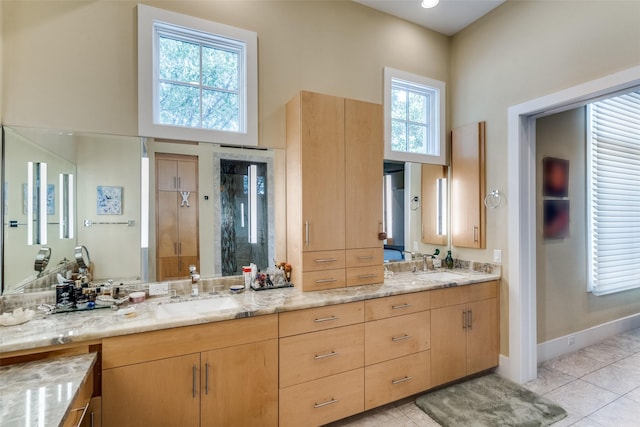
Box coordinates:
[101,315,278,427]
[451,122,486,249]
[430,281,499,387]
[286,91,383,291]
[363,292,431,410]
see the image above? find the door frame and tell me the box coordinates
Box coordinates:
[503,65,640,383]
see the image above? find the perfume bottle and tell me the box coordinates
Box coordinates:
[445,250,454,269]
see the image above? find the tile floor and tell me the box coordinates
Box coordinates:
[326,327,640,426]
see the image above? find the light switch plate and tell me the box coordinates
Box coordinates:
[149,283,169,295]
[493,249,502,263]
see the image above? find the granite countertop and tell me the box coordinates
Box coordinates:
[0,353,97,427]
[0,268,500,355]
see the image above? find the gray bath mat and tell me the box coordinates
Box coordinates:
[415,374,567,426]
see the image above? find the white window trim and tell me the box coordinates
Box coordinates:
[383,67,446,165]
[138,4,258,146]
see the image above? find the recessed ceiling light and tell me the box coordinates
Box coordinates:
[421,0,439,8]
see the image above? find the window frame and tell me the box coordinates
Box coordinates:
[383,67,446,165]
[138,4,258,146]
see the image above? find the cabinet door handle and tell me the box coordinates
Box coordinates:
[90,412,94,427]
[173,176,177,189]
[314,398,339,409]
[392,376,413,385]
[358,274,376,279]
[305,221,310,246]
[392,334,411,342]
[468,310,473,330]
[205,362,210,395]
[178,176,181,189]
[314,315,339,323]
[357,255,374,260]
[392,303,411,310]
[314,278,337,284]
[473,226,479,243]
[314,351,339,360]
[462,310,467,329]
[178,242,182,255]
[314,258,337,263]
[192,365,197,398]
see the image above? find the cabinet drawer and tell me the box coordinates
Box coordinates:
[280,324,364,388]
[279,301,363,337]
[62,368,94,427]
[364,291,431,321]
[364,351,430,410]
[302,269,346,291]
[364,311,430,366]
[346,248,383,268]
[430,280,497,309]
[279,368,364,427]
[346,265,384,287]
[303,250,346,271]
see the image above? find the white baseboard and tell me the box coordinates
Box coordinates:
[537,313,640,363]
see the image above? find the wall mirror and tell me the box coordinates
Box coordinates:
[1,125,284,295]
[383,161,449,263]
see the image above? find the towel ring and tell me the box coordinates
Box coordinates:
[484,189,504,209]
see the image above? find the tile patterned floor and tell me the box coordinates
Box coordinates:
[326,327,640,426]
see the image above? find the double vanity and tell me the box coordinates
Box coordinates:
[0,264,499,426]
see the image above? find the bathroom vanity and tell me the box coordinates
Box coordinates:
[0,268,499,427]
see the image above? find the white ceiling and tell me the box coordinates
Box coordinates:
[353,0,505,36]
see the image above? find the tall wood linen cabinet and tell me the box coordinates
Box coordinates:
[286,91,384,291]
[156,154,199,281]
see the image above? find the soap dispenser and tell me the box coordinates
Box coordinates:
[445,251,454,269]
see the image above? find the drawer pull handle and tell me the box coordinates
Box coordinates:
[314,398,339,409]
[305,221,310,246]
[358,274,376,279]
[392,376,413,385]
[314,351,339,360]
[192,365,197,398]
[314,278,337,284]
[392,334,411,342]
[314,258,337,263]
[205,362,210,395]
[392,303,411,310]
[357,255,374,260]
[315,315,339,323]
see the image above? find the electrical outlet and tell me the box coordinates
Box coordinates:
[149,283,169,296]
[568,335,576,346]
[493,249,502,263]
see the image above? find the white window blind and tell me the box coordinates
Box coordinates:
[589,90,640,295]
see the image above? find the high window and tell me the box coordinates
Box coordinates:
[588,90,640,295]
[138,5,258,146]
[384,67,446,164]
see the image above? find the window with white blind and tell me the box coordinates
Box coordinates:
[588,90,640,295]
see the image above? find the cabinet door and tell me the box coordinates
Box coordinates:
[300,92,345,252]
[466,298,499,375]
[201,340,278,427]
[177,159,198,192]
[451,122,485,248]
[345,99,383,250]
[178,191,198,257]
[157,191,178,257]
[430,304,467,387]
[102,353,200,427]
[156,158,178,191]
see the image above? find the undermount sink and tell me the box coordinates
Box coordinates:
[415,271,467,282]
[155,297,240,317]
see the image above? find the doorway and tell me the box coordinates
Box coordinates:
[505,65,640,384]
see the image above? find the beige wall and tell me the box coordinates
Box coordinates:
[1,0,449,148]
[451,0,640,352]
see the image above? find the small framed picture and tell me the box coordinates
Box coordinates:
[97,186,123,215]
[544,199,570,239]
[543,157,569,197]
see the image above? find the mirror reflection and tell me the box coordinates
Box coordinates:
[2,126,282,295]
[382,161,449,263]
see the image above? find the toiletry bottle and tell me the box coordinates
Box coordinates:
[445,250,454,269]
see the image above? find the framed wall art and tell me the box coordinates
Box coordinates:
[97,185,123,215]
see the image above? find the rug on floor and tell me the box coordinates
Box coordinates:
[415,373,567,427]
